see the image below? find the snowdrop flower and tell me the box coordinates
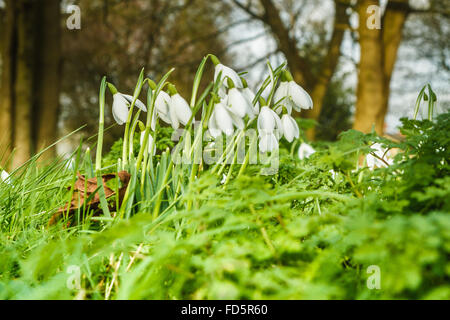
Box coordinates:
[163,84,192,130]
[169,93,192,129]
[208,101,235,137]
[257,106,283,139]
[1,170,10,184]
[140,132,156,156]
[274,71,313,113]
[257,106,282,153]
[154,91,172,125]
[214,64,243,88]
[366,143,393,170]
[241,78,259,117]
[108,82,147,125]
[298,142,316,160]
[227,87,249,118]
[111,93,131,125]
[211,55,243,88]
[281,114,299,142]
[259,132,279,153]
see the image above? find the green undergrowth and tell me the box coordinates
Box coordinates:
[0,113,449,299]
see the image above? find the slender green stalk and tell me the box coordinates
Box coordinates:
[128,110,142,162]
[95,77,107,172]
[122,68,145,168]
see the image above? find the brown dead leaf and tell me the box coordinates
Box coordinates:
[48,171,131,227]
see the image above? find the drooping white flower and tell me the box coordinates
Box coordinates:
[257,106,282,153]
[281,114,299,142]
[259,132,279,153]
[209,102,234,137]
[274,80,313,113]
[112,93,130,125]
[111,93,148,125]
[140,132,156,155]
[258,106,276,133]
[298,142,316,160]
[1,170,10,184]
[366,143,393,170]
[214,63,243,88]
[288,81,312,111]
[208,110,222,138]
[273,81,290,113]
[227,87,248,118]
[257,106,283,139]
[169,93,192,129]
[241,87,259,116]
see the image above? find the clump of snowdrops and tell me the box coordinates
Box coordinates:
[92,54,314,219]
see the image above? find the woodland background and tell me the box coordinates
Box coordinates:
[0,0,449,169]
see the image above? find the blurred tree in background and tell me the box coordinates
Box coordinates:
[0,0,61,167]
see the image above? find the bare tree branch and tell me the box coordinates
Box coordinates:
[236,48,280,72]
[231,0,264,20]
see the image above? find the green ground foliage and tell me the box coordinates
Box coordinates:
[0,113,449,300]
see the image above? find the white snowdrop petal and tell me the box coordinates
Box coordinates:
[112,93,129,125]
[155,91,172,124]
[140,132,156,155]
[150,108,157,131]
[208,111,222,138]
[259,135,269,153]
[214,64,243,88]
[274,82,289,106]
[281,114,299,142]
[281,115,294,142]
[298,143,316,160]
[229,110,245,130]
[169,101,180,130]
[259,133,278,153]
[171,94,192,126]
[257,107,275,132]
[242,87,257,117]
[218,86,227,99]
[269,108,283,139]
[121,94,147,112]
[289,81,313,110]
[228,88,247,118]
[215,103,234,136]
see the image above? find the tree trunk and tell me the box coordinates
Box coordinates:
[12,0,36,168]
[0,0,61,169]
[302,0,348,140]
[353,0,385,134]
[34,0,62,161]
[0,0,16,169]
[376,0,409,133]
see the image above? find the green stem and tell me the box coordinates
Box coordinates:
[152,162,173,220]
[122,68,145,168]
[95,77,107,172]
